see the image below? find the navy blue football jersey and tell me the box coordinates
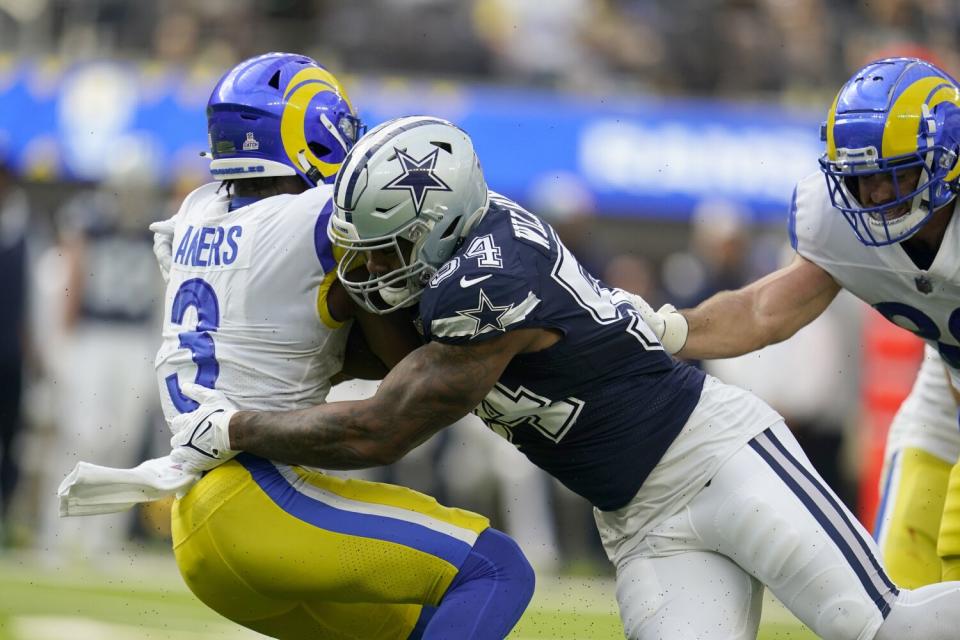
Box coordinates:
[419,193,705,511]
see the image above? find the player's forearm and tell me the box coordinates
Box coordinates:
[678,288,778,359]
[677,256,839,360]
[229,401,400,469]
[228,344,469,468]
[228,338,514,469]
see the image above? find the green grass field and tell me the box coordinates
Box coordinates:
[0,551,818,639]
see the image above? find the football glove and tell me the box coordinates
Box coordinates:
[169,383,239,474]
[623,293,689,355]
[149,216,177,283]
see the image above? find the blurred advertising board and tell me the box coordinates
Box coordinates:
[0,58,823,221]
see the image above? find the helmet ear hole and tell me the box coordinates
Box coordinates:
[308,141,332,158]
[439,221,460,240]
[268,70,282,90]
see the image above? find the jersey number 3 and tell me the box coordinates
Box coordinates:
[165,278,220,412]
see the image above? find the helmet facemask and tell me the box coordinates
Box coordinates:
[329,214,434,314]
[819,147,945,245]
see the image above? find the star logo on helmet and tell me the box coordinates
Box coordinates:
[383,147,452,216]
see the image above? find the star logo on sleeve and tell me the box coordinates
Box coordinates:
[457,289,514,337]
[382,147,452,216]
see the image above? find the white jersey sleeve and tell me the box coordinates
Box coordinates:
[154,183,348,428]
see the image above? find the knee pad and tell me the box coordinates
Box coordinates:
[715,491,812,580]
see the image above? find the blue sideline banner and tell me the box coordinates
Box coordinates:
[0,58,824,221]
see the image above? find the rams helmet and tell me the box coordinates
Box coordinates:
[819,57,960,245]
[207,52,363,186]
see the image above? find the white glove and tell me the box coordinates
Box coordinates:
[149,217,177,283]
[652,303,690,355]
[169,383,239,474]
[622,292,689,355]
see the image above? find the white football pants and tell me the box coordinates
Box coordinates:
[609,421,960,640]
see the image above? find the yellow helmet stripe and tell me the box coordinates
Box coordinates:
[284,67,355,113]
[280,79,347,180]
[825,89,841,160]
[882,76,957,157]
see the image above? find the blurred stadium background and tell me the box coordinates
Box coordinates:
[0,0,951,638]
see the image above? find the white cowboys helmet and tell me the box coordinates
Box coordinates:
[328,116,489,313]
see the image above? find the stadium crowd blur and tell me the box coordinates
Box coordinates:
[0,0,946,570]
[1,0,957,97]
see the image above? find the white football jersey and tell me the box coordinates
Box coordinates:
[792,172,960,458]
[155,182,348,428]
[792,172,960,388]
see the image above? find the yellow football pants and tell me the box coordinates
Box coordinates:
[878,447,950,588]
[939,458,960,581]
[172,455,490,640]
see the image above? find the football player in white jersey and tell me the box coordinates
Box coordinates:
[638,56,960,588]
[168,115,960,640]
[150,53,534,640]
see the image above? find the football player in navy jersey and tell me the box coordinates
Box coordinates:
[170,116,960,640]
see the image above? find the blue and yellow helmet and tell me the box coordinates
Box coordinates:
[206,52,364,186]
[819,57,960,245]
